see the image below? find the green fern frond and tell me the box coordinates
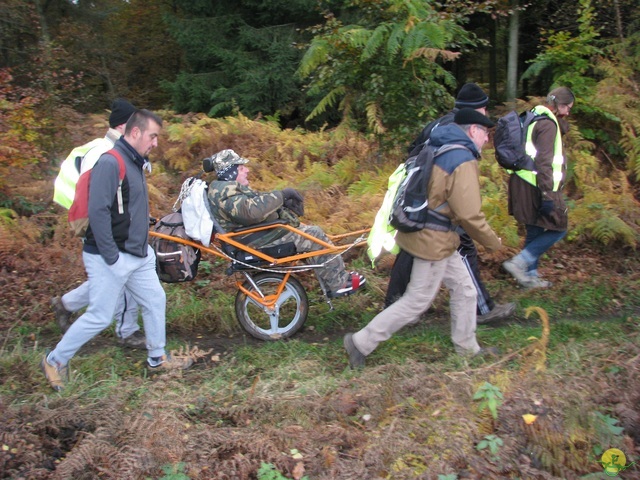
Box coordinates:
[340,26,371,48]
[402,26,429,56]
[387,24,406,58]
[421,22,447,49]
[297,40,330,78]
[588,215,637,247]
[362,24,391,61]
[305,86,347,122]
[521,59,551,82]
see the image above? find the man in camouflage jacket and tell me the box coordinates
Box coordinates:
[205,149,365,298]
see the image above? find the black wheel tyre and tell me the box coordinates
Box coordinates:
[235,273,309,341]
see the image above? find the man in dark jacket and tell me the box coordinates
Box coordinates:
[41,110,193,391]
[343,109,502,369]
[206,149,366,298]
[386,83,515,324]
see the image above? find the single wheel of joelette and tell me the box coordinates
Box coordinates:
[235,272,309,341]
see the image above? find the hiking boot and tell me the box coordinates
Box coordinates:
[523,277,553,289]
[343,333,366,369]
[119,330,146,349]
[40,354,68,392]
[502,257,530,284]
[147,354,193,371]
[477,303,516,325]
[51,296,73,333]
[330,272,366,298]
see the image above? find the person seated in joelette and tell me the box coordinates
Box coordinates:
[205,149,365,298]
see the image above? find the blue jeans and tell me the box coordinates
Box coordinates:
[520,225,566,274]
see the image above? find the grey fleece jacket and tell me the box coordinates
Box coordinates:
[83,137,150,265]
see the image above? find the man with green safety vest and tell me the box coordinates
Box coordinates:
[502,87,575,289]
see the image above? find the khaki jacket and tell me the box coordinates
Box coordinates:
[397,124,501,261]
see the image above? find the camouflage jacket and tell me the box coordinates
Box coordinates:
[208,180,304,246]
[207,180,284,230]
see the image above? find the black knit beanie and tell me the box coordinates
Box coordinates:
[454,83,489,109]
[109,99,137,128]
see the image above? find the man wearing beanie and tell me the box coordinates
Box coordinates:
[205,149,366,298]
[344,108,502,368]
[51,98,146,349]
[503,87,575,289]
[385,83,516,324]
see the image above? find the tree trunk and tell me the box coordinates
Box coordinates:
[506,0,519,105]
[612,0,624,43]
[489,15,498,104]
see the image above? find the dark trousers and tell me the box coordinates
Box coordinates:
[384,232,495,315]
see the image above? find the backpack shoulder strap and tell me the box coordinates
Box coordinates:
[105,149,126,181]
[434,144,470,156]
[104,149,126,214]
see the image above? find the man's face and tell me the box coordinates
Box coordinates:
[130,119,161,158]
[470,124,490,151]
[236,165,249,186]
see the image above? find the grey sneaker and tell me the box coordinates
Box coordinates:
[119,330,147,349]
[40,354,69,392]
[477,303,516,325]
[502,257,530,284]
[343,333,366,369]
[147,354,193,371]
[51,296,73,333]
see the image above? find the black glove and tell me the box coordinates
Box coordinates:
[284,198,304,217]
[281,188,303,203]
[539,200,554,217]
[281,188,304,217]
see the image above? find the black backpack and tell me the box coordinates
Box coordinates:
[389,143,468,233]
[150,212,201,283]
[494,110,550,171]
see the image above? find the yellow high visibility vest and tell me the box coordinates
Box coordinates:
[516,105,565,191]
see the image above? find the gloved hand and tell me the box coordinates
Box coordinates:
[281,188,303,203]
[281,188,304,217]
[539,199,554,217]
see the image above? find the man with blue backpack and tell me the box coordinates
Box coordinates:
[344,109,503,369]
[384,83,515,324]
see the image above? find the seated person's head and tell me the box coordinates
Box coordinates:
[203,149,250,186]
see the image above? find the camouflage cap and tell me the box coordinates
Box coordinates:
[205,149,249,174]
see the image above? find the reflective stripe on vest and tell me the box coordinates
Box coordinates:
[516,105,564,191]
